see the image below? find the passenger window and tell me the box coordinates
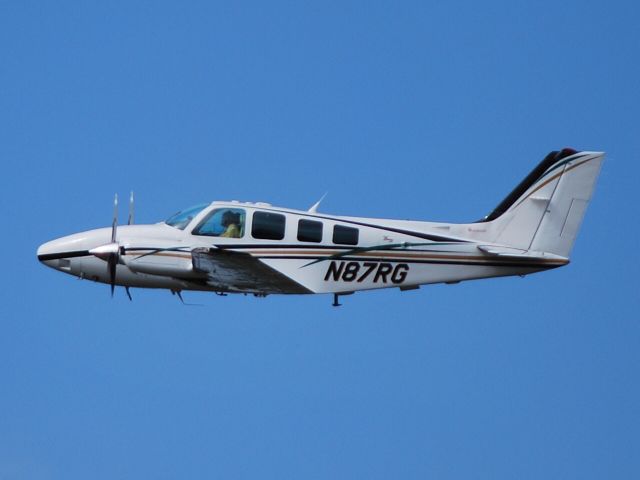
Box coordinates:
[252,212,286,240]
[297,219,323,243]
[192,208,246,238]
[333,225,359,245]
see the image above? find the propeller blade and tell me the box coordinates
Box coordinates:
[128,191,134,225]
[108,253,117,297]
[109,194,120,297]
[111,193,118,243]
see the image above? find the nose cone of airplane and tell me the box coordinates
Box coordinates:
[37,239,55,264]
[37,230,108,271]
[37,237,81,271]
[37,238,63,260]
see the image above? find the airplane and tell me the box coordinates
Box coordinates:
[37,148,604,306]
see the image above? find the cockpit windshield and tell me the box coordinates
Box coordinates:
[165,203,209,230]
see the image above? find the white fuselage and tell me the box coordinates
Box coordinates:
[37,149,603,300]
[37,201,567,296]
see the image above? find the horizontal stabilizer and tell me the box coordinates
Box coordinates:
[477,244,569,263]
[477,245,529,258]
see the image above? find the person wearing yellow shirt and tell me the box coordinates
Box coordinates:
[220,211,242,238]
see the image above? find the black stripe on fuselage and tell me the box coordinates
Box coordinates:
[122,245,564,269]
[215,244,444,251]
[36,247,562,275]
[38,250,91,261]
[254,255,563,270]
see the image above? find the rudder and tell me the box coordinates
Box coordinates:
[478,149,604,257]
[530,152,604,257]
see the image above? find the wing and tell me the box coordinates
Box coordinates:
[191,247,311,294]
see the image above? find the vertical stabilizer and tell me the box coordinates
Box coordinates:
[529,152,604,257]
[478,149,604,257]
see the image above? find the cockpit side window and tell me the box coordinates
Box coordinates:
[165,203,209,230]
[192,208,246,238]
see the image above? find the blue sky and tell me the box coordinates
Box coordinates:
[1,1,639,478]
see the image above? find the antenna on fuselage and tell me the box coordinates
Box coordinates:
[308,192,327,214]
[171,289,202,306]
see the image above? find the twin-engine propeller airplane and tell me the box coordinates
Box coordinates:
[38,148,603,306]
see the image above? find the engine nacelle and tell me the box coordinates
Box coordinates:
[125,255,205,279]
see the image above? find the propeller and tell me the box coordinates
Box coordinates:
[128,191,134,225]
[108,194,118,296]
[89,194,122,297]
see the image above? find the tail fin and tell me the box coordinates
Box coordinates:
[479,148,604,257]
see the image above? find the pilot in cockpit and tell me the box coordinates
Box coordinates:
[220,210,242,238]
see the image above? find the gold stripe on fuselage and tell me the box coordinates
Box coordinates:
[124,249,567,266]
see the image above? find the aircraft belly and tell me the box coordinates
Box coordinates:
[66,256,204,291]
[111,268,201,290]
